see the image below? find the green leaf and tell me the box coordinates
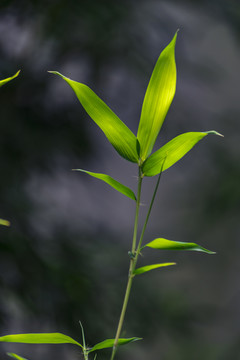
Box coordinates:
[137,32,178,161]
[0,70,20,88]
[73,169,136,201]
[7,353,29,360]
[88,337,142,353]
[0,219,10,226]
[143,238,215,254]
[134,262,176,275]
[49,71,139,163]
[0,333,83,348]
[142,131,223,177]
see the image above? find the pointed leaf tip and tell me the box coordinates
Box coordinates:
[172,30,178,43]
[0,70,20,87]
[206,130,224,137]
[48,71,62,76]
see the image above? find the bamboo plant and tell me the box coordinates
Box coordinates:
[0,33,222,360]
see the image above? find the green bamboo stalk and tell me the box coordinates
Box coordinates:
[110,161,165,360]
[110,168,143,360]
[135,159,165,256]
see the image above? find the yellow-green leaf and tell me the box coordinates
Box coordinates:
[137,32,178,161]
[49,71,139,163]
[142,131,223,177]
[143,238,215,254]
[0,70,20,88]
[0,333,83,348]
[88,337,142,353]
[0,219,10,226]
[73,169,136,201]
[133,263,176,275]
[7,353,29,360]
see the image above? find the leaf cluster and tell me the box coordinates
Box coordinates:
[49,32,222,200]
[0,332,141,360]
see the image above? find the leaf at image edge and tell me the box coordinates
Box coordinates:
[49,71,139,163]
[0,333,83,348]
[89,337,142,353]
[73,169,136,201]
[134,263,176,275]
[137,32,178,161]
[0,219,10,226]
[0,70,20,88]
[143,238,215,254]
[7,353,29,360]
[142,131,223,177]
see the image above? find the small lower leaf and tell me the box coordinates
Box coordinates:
[143,238,215,254]
[73,169,136,201]
[0,333,83,348]
[7,353,29,360]
[88,337,142,353]
[134,263,176,275]
[0,219,10,226]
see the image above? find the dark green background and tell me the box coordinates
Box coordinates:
[0,1,239,359]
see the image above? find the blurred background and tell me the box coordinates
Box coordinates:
[0,0,239,359]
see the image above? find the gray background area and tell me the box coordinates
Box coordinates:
[0,1,239,359]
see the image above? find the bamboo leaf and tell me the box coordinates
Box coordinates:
[49,71,139,163]
[143,238,215,254]
[7,353,29,360]
[0,70,20,87]
[0,219,10,226]
[88,337,142,353]
[137,32,178,161]
[134,263,176,275]
[142,131,223,177]
[73,169,136,201]
[0,333,83,348]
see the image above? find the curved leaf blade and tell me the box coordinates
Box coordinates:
[0,70,20,88]
[0,219,10,226]
[7,353,29,360]
[142,131,223,177]
[143,238,215,254]
[137,32,178,161]
[73,169,136,201]
[0,333,83,348]
[89,337,142,353]
[134,262,176,275]
[49,71,139,163]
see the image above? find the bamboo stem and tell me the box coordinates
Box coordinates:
[110,168,142,360]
